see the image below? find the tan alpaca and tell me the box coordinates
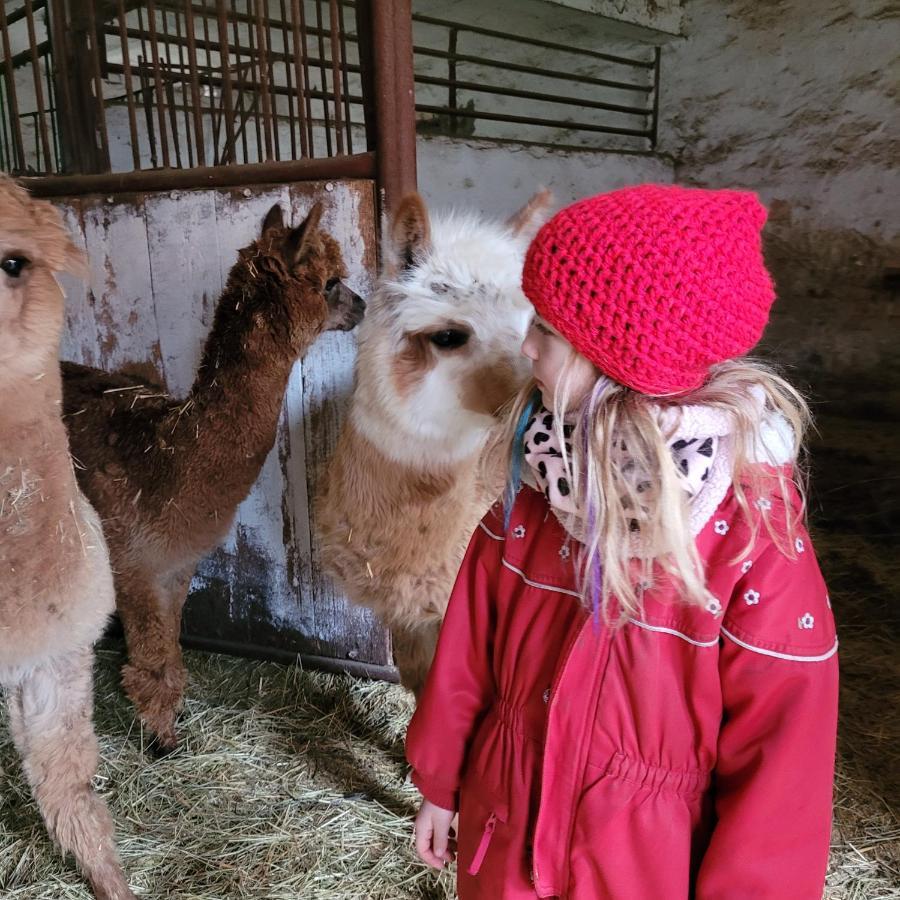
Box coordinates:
[61,203,364,752]
[318,191,551,694]
[0,176,136,900]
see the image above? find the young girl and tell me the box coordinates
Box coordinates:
[407,185,838,899]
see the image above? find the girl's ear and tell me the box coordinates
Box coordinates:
[384,193,431,276]
[506,188,553,242]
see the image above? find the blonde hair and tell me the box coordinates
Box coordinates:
[490,355,812,622]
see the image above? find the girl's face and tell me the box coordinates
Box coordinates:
[521,313,597,412]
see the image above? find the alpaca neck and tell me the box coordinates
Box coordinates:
[176,308,297,512]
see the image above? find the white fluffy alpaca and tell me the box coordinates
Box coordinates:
[318,190,551,693]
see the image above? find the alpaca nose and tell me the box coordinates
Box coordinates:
[325,282,366,331]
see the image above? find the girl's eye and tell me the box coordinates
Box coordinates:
[324,277,340,291]
[429,329,470,349]
[533,320,552,335]
[2,255,29,278]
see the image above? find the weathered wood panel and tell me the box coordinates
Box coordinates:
[56,179,391,673]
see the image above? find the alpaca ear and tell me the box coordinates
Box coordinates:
[284,201,324,265]
[385,193,431,276]
[506,188,553,241]
[262,204,284,234]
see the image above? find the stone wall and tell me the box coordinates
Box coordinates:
[659,0,900,418]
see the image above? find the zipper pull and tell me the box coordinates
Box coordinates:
[466,812,498,876]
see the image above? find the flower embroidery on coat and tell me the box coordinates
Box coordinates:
[559,543,571,560]
[756,497,772,511]
[798,612,815,630]
[744,589,760,606]
[714,520,729,535]
[795,537,805,553]
[512,525,526,539]
[706,597,723,616]
[741,559,753,574]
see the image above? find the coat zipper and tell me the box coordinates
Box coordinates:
[466,811,498,876]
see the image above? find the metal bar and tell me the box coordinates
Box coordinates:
[336,0,354,153]
[328,0,345,155]
[199,0,220,164]
[43,41,61,172]
[82,0,112,168]
[295,0,315,156]
[243,0,264,163]
[137,57,159,167]
[23,150,376,195]
[172,4,195,167]
[0,76,11,171]
[415,103,653,138]
[650,45,661,149]
[278,0,297,159]
[314,0,333,156]
[5,0,48,28]
[414,74,651,117]
[116,0,143,170]
[355,0,377,153]
[213,0,237,163]
[0,3,26,170]
[252,0,275,161]
[159,11,185,168]
[229,9,246,164]
[183,0,207,166]
[415,46,652,94]
[371,0,416,217]
[447,27,457,134]
[103,23,362,76]
[145,1,172,167]
[23,0,53,172]
[104,60,365,107]
[412,12,655,69]
[7,39,52,70]
[264,1,281,160]
[178,635,400,684]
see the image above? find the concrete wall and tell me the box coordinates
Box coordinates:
[416,133,673,218]
[659,0,900,418]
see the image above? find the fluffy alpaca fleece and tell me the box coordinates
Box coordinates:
[317,191,551,693]
[61,203,365,752]
[0,175,136,900]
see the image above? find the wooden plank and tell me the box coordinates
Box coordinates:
[56,179,388,669]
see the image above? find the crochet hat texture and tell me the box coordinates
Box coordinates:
[522,184,776,395]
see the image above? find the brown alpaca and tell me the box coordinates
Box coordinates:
[0,176,136,899]
[317,192,551,694]
[61,203,364,752]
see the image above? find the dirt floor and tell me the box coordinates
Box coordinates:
[0,415,897,899]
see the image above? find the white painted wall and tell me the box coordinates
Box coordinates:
[416,133,673,218]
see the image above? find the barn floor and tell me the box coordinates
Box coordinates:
[1,415,898,900]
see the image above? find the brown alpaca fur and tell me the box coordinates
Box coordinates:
[0,175,136,900]
[61,203,364,752]
[318,192,550,694]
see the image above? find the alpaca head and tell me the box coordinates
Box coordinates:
[0,175,84,379]
[353,190,552,465]
[223,202,366,358]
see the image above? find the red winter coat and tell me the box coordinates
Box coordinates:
[406,483,838,899]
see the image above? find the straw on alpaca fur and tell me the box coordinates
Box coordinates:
[0,174,136,900]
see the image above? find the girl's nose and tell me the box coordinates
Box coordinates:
[521,331,538,361]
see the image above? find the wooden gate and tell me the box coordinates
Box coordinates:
[3,0,416,679]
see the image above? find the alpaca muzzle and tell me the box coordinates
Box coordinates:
[325,281,366,332]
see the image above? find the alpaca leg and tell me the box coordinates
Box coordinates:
[391,619,441,698]
[7,649,136,900]
[117,570,186,751]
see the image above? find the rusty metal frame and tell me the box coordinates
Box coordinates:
[8,0,417,209]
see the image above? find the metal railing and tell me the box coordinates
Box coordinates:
[410,13,661,153]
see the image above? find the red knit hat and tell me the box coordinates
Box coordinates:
[522,184,776,395]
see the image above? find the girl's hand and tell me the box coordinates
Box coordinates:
[414,799,457,869]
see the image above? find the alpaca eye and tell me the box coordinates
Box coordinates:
[324,277,340,291]
[429,329,470,350]
[1,255,29,278]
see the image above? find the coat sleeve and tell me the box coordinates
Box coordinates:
[697,526,838,899]
[405,507,504,812]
